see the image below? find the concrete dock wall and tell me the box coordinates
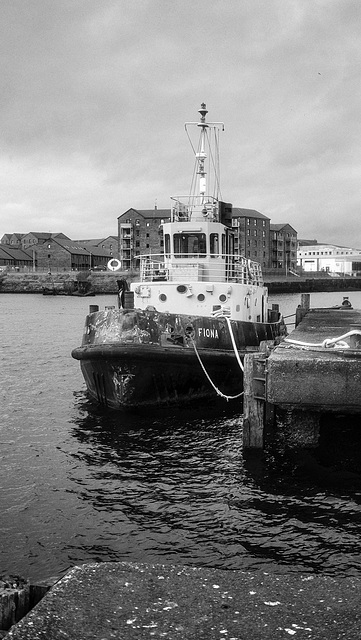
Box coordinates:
[244,302,361,452]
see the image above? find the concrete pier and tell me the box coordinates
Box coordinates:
[244,298,361,450]
[5,562,361,639]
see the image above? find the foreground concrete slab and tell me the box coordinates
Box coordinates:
[5,562,361,639]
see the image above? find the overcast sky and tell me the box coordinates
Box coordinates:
[1,0,360,246]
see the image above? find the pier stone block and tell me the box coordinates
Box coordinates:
[267,350,361,412]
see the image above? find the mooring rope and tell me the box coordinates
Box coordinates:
[191,338,244,400]
[284,329,361,349]
[225,316,244,372]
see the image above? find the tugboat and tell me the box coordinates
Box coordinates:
[72,104,286,409]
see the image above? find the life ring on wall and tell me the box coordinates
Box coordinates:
[107,258,121,271]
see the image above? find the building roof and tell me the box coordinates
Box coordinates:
[118,208,171,221]
[74,236,117,246]
[298,239,318,246]
[232,208,270,220]
[270,223,297,233]
[0,247,13,260]
[0,246,33,261]
[0,233,25,243]
[48,238,111,257]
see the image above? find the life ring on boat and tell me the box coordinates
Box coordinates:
[107,258,121,271]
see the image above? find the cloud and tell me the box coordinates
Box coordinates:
[0,0,360,246]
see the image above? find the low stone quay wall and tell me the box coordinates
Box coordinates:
[266,276,361,294]
[0,272,129,294]
[1,271,361,295]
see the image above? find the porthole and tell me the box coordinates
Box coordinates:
[159,293,167,302]
[177,284,187,293]
[197,293,205,301]
[219,294,227,302]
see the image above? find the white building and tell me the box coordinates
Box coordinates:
[298,244,361,276]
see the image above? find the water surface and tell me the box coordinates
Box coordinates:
[1,291,361,582]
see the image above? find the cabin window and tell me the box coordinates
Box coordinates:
[210,233,219,257]
[164,234,170,257]
[173,233,206,258]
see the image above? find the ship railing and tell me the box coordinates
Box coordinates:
[139,254,263,285]
[170,195,218,222]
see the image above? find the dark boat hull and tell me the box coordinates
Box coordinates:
[72,308,285,409]
[74,343,250,409]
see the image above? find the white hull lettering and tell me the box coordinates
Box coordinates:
[198,327,219,339]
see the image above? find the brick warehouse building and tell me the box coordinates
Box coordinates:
[117,207,171,269]
[35,237,112,271]
[117,205,286,271]
[270,223,298,272]
[231,208,271,269]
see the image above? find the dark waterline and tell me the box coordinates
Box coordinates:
[1,292,361,582]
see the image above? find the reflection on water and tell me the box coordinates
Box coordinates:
[64,395,361,578]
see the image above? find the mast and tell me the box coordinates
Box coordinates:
[197,103,208,199]
[185,104,225,209]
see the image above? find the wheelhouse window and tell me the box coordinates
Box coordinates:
[164,234,170,257]
[210,233,219,257]
[173,233,206,258]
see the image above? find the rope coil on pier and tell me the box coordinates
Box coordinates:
[284,329,361,350]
